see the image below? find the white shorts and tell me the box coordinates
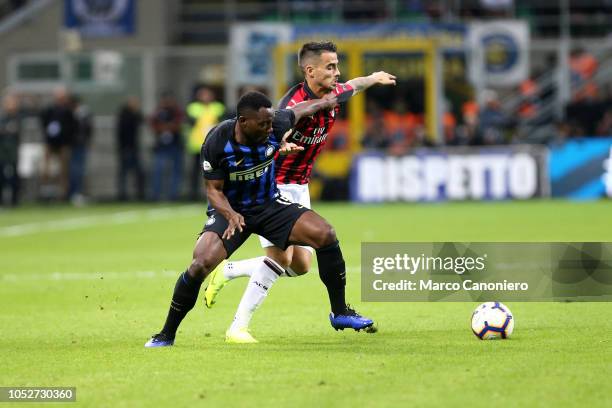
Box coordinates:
[259,183,314,253]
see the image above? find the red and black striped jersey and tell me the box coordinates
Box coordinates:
[275,81,354,185]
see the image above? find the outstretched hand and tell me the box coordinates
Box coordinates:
[370,71,397,86]
[278,141,305,155]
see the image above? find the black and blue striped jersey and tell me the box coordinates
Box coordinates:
[201,109,295,213]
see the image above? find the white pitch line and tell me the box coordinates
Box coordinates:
[0,206,202,238]
[0,270,180,282]
[1,266,362,282]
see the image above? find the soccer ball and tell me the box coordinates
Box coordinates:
[471,302,514,340]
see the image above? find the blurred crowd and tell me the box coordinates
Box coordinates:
[0,84,227,207]
[1,46,611,206]
[351,48,612,155]
[350,85,612,156]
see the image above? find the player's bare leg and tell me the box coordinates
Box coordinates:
[189,231,228,278]
[289,246,313,275]
[264,245,312,276]
[265,245,293,269]
[288,211,376,332]
[145,232,226,347]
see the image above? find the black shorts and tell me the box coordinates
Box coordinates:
[201,196,310,257]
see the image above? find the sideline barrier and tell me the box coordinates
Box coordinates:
[549,138,612,199]
[350,145,549,202]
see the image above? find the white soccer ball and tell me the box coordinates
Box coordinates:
[471,302,514,340]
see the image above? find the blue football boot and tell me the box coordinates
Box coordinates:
[329,305,377,333]
[144,332,175,348]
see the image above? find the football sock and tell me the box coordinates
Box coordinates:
[316,241,347,315]
[160,270,204,337]
[223,256,265,280]
[284,267,299,277]
[224,256,302,279]
[229,257,284,331]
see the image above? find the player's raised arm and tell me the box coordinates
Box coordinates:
[347,71,397,95]
[274,96,339,155]
[289,95,338,122]
[278,129,305,155]
[205,179,245,239]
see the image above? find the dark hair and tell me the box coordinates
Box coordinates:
[237,91,272,117]
[298,41,337,68]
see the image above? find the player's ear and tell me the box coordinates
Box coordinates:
[304,64,315,78]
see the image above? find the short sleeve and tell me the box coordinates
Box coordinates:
[200,130,226,180]
[335,82,354,94]
[271,108,296,142]
[334,82,355,103]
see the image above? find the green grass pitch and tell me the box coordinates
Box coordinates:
[1,201,610,407]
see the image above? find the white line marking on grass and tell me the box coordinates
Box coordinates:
[0,206,202,238]
[1,270,180,282]
[1,266,362,282]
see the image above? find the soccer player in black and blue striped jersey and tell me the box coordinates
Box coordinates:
[145,91,374,347]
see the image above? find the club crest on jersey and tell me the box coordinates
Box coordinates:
[265,145,275,158]
[202,160,212,172]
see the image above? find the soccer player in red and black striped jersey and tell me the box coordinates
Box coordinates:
[204,41,396,343]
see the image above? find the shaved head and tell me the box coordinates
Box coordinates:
[297,41,340,96]
[298,41,337,73]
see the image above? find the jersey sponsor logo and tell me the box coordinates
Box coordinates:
[202,160,212,172]
[290,130,328,145]
[229,159,273,181]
